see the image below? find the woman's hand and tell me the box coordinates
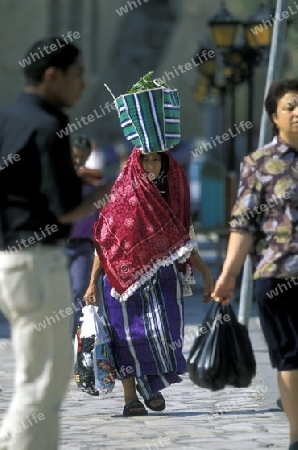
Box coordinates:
[201,268,214,304]
[211,274,236,305]
[191,251,214,303]
[84,283,99,306]
[83,256,102,306]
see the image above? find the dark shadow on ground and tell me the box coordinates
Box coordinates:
[157,408,281,417]
[112,407,282,418]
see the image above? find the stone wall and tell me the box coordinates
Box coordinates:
[0,0,49,106]
[0,0,297,142]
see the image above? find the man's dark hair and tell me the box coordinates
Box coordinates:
[265,78,298,135]
[23,37,80,85]
[71,135,92,153]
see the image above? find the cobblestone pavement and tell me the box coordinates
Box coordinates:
[0,296,288,450]
[0,238,289,449]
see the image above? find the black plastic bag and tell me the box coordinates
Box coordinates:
[224,305,256,388]
[187,302,256,391]
[187,302,230,391]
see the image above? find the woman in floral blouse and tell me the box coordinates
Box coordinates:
[212,78,298,450]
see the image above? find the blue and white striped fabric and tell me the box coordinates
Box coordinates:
[115,88,181,153]
[103,264,186,400]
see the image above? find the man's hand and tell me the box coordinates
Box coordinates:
[58,180,113,224]
[84,283,98,306]
[76,166,103,186]
[211,274,236,305]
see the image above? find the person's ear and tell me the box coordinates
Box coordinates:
[271,113,278,127]
[43,67,61,84]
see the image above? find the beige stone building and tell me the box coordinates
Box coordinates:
[0,0,297,144]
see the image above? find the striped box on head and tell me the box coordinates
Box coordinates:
[115,88,181,153]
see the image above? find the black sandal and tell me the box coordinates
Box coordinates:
[144,392,166,412]
[136,385,166,412]
[123,400,148,417]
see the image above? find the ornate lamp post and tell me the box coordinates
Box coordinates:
[208,1,273,157]
[205,1,274,218]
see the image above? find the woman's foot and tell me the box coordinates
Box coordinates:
[144,392,166,412]
[123,400,148,417]
[121,376,148,415]
[136,385,166,411]
[121,376,139,405]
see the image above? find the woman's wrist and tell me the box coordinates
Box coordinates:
[89,276,100,285]
[220,272,238,279]
[200,266,211,276]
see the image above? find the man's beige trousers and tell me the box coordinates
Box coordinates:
[0,244,73,450]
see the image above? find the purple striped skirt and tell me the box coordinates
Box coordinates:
[103,264,186,400]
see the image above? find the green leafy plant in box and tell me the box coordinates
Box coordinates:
[105,71,181,153]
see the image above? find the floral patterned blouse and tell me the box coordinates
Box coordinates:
[230,136,298,279]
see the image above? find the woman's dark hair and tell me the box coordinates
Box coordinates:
[265,78,298,135]
[22,37,80,85]
[71,135,92,152]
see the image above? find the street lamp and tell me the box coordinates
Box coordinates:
[208,1,273,158]
[194,48,217,80]
[244,2,274,48]
[208,1,240,48]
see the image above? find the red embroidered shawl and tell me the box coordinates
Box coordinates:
[93,147,194,301]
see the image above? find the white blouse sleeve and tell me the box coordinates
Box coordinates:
[189,222,199,251]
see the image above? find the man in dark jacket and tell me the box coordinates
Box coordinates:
[0,37,111,450]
